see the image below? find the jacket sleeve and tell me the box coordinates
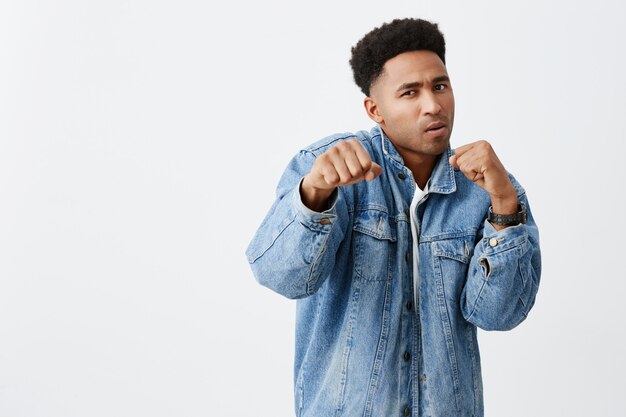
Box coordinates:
[245,150,351,299]
[460,189,541,331]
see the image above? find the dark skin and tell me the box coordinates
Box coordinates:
[301,50,518,230]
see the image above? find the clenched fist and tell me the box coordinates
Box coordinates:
[449,140,518,228]
[301,139,382,212]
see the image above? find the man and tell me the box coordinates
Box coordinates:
[246,18,541,417]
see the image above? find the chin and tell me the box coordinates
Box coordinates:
[420,138,450,155]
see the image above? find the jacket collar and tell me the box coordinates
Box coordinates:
[376,125,456,195]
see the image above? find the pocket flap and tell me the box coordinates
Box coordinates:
[353,209,396,242]
[433,238,472,263]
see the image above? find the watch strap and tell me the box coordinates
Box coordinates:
[488,202,527,226]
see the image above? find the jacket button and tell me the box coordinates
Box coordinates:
[403,407,411,416]
[489,237,498,247]
[406,301,413,311]
[397,172,406,180]
[404,351,411,361]
[319,218,330,225]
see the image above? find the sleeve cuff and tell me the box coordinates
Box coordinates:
[293,177,338,231]
[481,219,528,255]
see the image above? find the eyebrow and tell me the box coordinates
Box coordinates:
[396,75,451,92]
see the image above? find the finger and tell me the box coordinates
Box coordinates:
[331,157,356,184]
[351,141,382,182]
[472,171,484,182]
[318,158,340,187]
[458,159,487,185]
[455,147,483,173]
[452,143,475,159]
[318,144,351,186]
[460,163,483,182]
[343,149,367,178]
[351,140,374,172]
[449,154,458,168]
[454,151,480,179]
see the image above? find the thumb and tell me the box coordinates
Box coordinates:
[365,162,383,181]
[449,154,458,168]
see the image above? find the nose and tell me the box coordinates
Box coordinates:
[421,91,442,115]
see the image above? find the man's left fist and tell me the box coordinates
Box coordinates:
[449,140,518,220]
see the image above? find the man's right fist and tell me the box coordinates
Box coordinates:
[300,139,382,212]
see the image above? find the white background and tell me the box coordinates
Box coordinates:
[1,0,625,416]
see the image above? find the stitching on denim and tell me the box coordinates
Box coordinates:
[247,217,296,263]
[333,287,360,416]
[306,225,334,295]
[433,251,463,413]
[466,277,487,325]
[467,325,480,416]
[363,278,393,417]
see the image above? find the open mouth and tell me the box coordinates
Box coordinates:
[425,123,447,136]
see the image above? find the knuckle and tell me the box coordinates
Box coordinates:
[353,166,365,177]
[349,139,364,151]
[337,172,350,184]
[327,146,340,156]
[336,141,350,151]
[319,154,332,167]
[326,171,339,184]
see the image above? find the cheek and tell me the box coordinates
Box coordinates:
[392,103,420,121]
[445,96,455,114]
[447,105,455,126]
[381,102,420,129]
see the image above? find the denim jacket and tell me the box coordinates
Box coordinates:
[246,126,541,417]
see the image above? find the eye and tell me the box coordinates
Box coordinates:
[434,84,448,91]
[401,90,416,97]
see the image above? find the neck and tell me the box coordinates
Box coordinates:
[402,153,439,190]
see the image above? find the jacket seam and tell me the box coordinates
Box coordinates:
[433,248,464,414]
[363,277,393,417]
[306,223,335,295]
[247,217,295,263]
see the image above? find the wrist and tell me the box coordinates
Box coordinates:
[300,176,336,212]
[489,185,518,215]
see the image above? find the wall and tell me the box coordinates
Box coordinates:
[1,1,624,415]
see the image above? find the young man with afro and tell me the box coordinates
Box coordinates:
[246,18,541,417]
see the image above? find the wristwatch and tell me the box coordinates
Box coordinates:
[487,202,527,226]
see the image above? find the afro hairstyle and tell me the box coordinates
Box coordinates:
[349,18,446,96]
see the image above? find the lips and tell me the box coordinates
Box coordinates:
[423,120,449,139]
[425,121,446,132]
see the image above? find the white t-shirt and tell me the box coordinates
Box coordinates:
[409,181,429,307]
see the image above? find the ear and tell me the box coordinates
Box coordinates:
[364,97,384,124]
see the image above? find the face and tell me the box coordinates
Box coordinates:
[365,50,455,161]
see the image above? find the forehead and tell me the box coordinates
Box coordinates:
[374,50,448,91]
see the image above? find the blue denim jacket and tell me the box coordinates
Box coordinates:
[246,126,541,417]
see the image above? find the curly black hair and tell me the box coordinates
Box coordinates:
[349,18,446,96]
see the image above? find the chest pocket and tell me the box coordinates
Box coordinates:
[352,209,397,282]
[432,237,474,301]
